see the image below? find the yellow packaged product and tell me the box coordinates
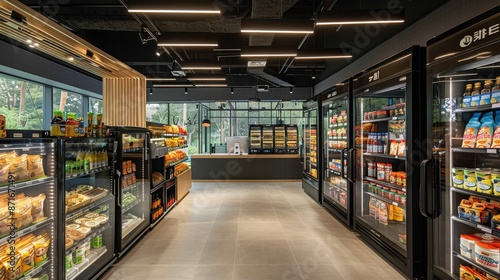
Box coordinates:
[12,197,33,228]
[0,258,5,280]
[464,169,477,191]
[32,233,50,265]
[4,251,22,280]
[18,242,34,274]
[8,154,29,181]
[26,155,45,179]
[493,170,500,196]
[30,194,46,221]
[452,167,465,188]
[393,206,404,222]
[477,169,493,194]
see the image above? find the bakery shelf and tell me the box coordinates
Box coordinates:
[122,182,141,193]
[19,258,50,280]
[451,147,499,154]
[363,153,406,160]
[67,246,108,280]
[167,145,188,152]
[362,115,406,123]
[151,180,166,193]
[328,137,348,141]
[0,176,54,191]
[454,103,500,113]
[364,177,406,192]
[65,223,111,254]
[0,217,53,244]
[165,157,188,167]
[122,199,141,214]
[66,195,113,219]
[366,192,406,209]
[122,147,143,153]
[451,216,492,234]
[66,166,112,181]
[455,252,500,279]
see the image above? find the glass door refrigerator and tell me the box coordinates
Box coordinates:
[424,7,500,280]
[322,80,355,228]
[302,97,321,203]
[274,125,286,153]
[249,125,262,154]
[286,125,299,153]
[108,127,150,258]
[0,138,56,280]
[261,125,274,153]
[58,138,116,280]
[353,46,426,279]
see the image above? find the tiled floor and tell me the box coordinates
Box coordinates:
[100,182,405,280]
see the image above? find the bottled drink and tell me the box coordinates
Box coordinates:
[470,82,482,106]
[462,84,473,108]
[491,77,500,103]
[87,112,93,137]
[480,80,493,105]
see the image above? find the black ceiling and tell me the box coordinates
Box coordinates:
[20,0,448,88]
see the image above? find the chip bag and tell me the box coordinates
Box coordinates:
[476,112,495,148]
[462,113,482,148]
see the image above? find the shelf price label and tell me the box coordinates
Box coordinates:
[487,149,497,154]
[392,201,398,206]
[477,224,492,234]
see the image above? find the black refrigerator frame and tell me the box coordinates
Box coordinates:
[424,6,500,280]
[321,79,355,228]
[352,46,427,279]
[108,126,151,258]
[302,97,322,203]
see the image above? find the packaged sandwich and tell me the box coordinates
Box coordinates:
[26,155,45,179]
[32,233,50,265]
[476,112,495,148]
[8,154,29,181]
[30,193,46,221]
[462,113,482,148]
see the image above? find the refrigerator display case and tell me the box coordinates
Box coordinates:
[274,125,286,153]
[322,80,355,228]
[302,97,321,202]
[108,127,150,258]
[0,138,56,280]
[59,138,116,280]
[261,125,274,153]
[425,7,500,280]
[353,46,426,279]
[286,125,299,153]
[149,138,167,228]
[249,125,262,154]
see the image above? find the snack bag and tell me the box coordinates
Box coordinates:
[397,140,406,156]
[33,233,50,265]
[492,110,500,148]
[477,112,495,148]
[18,243,34,274]
[26,155,45,179]
[462,113,482,148]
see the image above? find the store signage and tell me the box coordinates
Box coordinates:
[369,71,380,83]
[428,9,500,62]
[459,23,499,48]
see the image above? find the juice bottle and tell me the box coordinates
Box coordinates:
[87,112,93,137]
[51,110,66,137]
[480,80,492,105]
[492,76,500,103]
[471,82,482,106]
[78,117,85,137]
[65,113,79,137]
[462,84,473,108]
[85,150,93,170]
[103,150,109,167]
[83,151,90,171]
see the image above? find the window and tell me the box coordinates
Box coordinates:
[89,97,103,118]
[0,73,44,129]
[53,88,83,119]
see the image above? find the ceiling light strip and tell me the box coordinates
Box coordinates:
[316,20,404,25]
[158,43,218,47]
[295,55,352,59]
[241,30,313,34]
[128,9,220,14]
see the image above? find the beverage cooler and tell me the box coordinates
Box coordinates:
[58,138,116,280]
[0,138,56,280]
[302,97,321,203]
[322,80,355,228]
[353,46,426,279]
[286,125,299,153]
[424,7,500,280]
[149,138,168,228]
[108,127,150,257]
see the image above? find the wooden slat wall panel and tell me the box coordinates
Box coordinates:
[103,77,146,127]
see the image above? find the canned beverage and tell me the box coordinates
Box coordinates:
[476,169,493,194]
[464,169,477,191]
[0,114,5,138]
[452,167,465,189]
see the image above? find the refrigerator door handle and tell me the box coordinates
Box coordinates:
[340,148,347,179]
[419,159,434,218]
[346,148,356,183]
[116,169,122,208]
